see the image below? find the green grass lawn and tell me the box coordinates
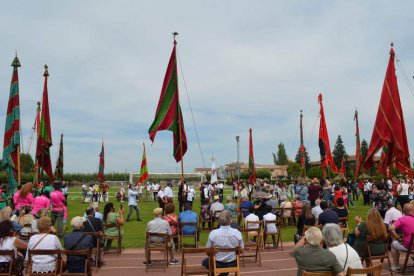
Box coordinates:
[64,188,371,248]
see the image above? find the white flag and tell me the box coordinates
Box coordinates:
[211,160,218,184]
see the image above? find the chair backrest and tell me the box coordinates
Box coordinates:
[0,250,16,275]
[212,247,241,274]
[245,220,262,230]
[345,263,382,275]
[180,222,198,236]
[145,232,169,247]
[263,220,277,234]
[302,271,335,276]
[27,249,61,276]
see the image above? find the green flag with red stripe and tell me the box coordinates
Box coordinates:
[248,128,256,184]
[138,143,149,184]
[148,39,187,162]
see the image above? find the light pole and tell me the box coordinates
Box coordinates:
[236,136,240,182]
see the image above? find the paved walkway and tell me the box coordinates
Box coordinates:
[92,242,406,275]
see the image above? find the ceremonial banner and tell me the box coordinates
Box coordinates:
[248,128,256,184]
[299,111,305,170]
[98,141,105,183]
[148,40,187,162]
[364,47,411,176]
[318,94,339,173]
[36,65,54,181]
[354,110,362,177]
[2,56,21,193]
[138,143,149,184]
[54,134,63,181]
[211,158,218,184]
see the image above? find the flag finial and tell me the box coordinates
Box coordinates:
[172,32,178,44]
[391,42,394,47]
[43,65,49,77]
[11,54,21,68]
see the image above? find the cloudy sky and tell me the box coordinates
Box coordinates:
[0,1,413,174]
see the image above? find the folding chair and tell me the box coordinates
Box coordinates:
[239,226,261,267]
[27,249,61,276]
[264,219,284,250]
[103,224,121,255]
[212,247,241,276]
[338,216,349,231]
[60,249,92,276]
[212,210,223,229]
[179,222,198,249]
[84,232,103,267]
[181,247,212,275]
[362,236,392,275]
[346,263,382,275]
[145,232,170,272]
[199,211,212,230]
[402,232,414,275]
[0,250,16,276]
[302,272,334,276]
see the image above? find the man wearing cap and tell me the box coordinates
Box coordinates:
[63,216,94,273]
[210,195,225,219]
[145,208,178,265]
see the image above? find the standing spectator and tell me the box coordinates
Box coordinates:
[31,191,50,216]
[13,182,34,211]
[322,223,363,273]
[363,180,372,206]
[332,198,348,218]
[333,185,343,207]
[63,216,94,273]
[308,179,322,206]
[145,208,178,265]
[0,220,27,275]
[389,204,414,272]
[61,183,69,200]
[370,183,391,217]
[119,182,126,202]
[397,179,410,210]
[101,182,109,202]
[42,182,54,197]
[185,183,195,207]
[81,182,88,203]
[103,202,124,251]
[292,195,303,218]
[152,182,160,202]
[164,183,174,203]
[157,185,168,211]
[50,183,67,237]
[294,227,344,276]
[26,217,62,273]
[318,201,339,226]
[126,184,141,222]
[0,184,12,211]
[201,210,244,272]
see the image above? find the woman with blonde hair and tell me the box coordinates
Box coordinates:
[13,182,34,211]
[352,208,387,257]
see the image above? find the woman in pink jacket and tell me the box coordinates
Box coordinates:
[13,182,34,211]
[31,191,50,216]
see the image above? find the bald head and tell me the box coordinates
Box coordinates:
[403,203,414,215]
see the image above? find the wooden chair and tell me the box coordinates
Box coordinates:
[181,247,212,275]
[145,232,170,272]
[103,224,121,255]
[0,250,16,276]
[199,211,212,230]
[363,236,392,275]
[302,272,334,276]
[27,249,61,276]
[338,216,349,231]
[60,249,92,276]
[212,247,241,276]
[212,210,223,229]
[345,263,383,275]
[84,232,103,267]
[19,223,33,242]
[179,222,198,249]
[402,232,414,274]
[239,226,261,267]
[263,219,283,251]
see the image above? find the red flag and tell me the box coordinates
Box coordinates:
[318,94,339,173]
[248,128,256,184]
[340,157,346,176]
[138,143,149,184]
[36,65,54,181]
[299,110,305,170]
[364,47,412,176]
[354,110,362,178]
[98,141,104,183]
[148,39,187,162]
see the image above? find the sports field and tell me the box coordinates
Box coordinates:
[64,187,371,248]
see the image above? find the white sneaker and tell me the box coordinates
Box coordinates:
[391,266,401,272]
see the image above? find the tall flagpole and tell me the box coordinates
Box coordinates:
[300,110,306,178]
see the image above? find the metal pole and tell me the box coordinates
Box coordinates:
[236,136,240,182]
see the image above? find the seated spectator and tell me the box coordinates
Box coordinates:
[26,217,62,273]
[202,210,244,271]
[12,206,34,237]
[145,207,178,265]
[32,209,57,234]
[0,220,27,275]
[103,202,124,251]
[318,201,339,226]
[63,216,94,273]
[163,203,179,248]
[322,223,363,273]
[384,201,402,226]
[263,205,277,247]
[296,204,316,236]
[333,198,348,218]
[389,203,414,272]
[280,196,292,218]
[83,207,104,254]
[0,207,22,232]
[312,199,323,222]
[244,206,259,229]
[210,195,224,218]
[352,208,387,258]
[224,196,237,220]
[90,202,104,221]
[239,196,253,218]
[178,202,198,236]
[200,198,211,228]
[294,227,344,276]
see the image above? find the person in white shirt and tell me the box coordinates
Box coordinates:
[126,184,141,221]
[186,184,195,206]
[217,182,224,201]
[157,186,167,211]
[210,195,224,218]
[397,180,410,209]
[81,183,87,203]
[244,206,260,239]
[263,206,277,247]
[153,183,160,202]
[384,202,403,226]
[312,199,323,222]
[164,183,174,203]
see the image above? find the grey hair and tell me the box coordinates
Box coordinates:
[304,227,322,246]
[218,210,231,226]
[322,223,344,247]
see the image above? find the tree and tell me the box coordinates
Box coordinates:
[332,135,348,169]
[295,146,311,170]
[287,162,302,178]
[256,169,271,179]
[360,139,368,162]
[307,167,322,179]
[20,153,34,174]
[274,143,289,165]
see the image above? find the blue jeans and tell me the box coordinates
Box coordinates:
[202,258,236,276]
[51,210,64,236]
